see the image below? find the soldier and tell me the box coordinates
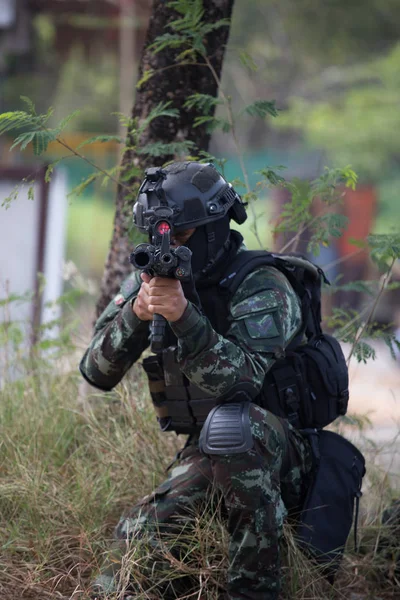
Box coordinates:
[80,161,313,600]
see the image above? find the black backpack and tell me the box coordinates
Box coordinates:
[219,250,349,430]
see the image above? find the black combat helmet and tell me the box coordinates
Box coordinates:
[133,161,247,280]
[133,161,247,233]
[133,161,247,276]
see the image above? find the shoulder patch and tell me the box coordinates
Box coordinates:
[245,312,280,339]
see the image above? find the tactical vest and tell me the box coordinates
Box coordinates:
[142,251,349,434]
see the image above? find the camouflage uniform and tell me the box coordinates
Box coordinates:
[80,258,313,599]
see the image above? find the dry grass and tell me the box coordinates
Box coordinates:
[0,348,399,600]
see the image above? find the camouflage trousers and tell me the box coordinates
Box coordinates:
[93,404,312,600]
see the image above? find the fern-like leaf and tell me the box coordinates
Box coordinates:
[243,100,279,119]
[136,69,155,89]
[193,115,230,133]
[184,93,221,114]
[149,33,185,54]
[32,129,58,155]
[257,166,286,186]
[239,50,259,72]
[20,96,37,115]
[59,110,81,131]
[352,341,376,364]
[69,173,99,197]
[10,131,36,151]
[138,102,179,135]
[77,135,124,150]
[0,111,34,135]
[368,233,400,267]
[138,140,196,157]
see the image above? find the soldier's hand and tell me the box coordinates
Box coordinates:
[132,273,153,321]
[147,276,188,322]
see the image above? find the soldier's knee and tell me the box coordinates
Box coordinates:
[248,403,289,473]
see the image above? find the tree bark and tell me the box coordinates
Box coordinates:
[96,0,235,316]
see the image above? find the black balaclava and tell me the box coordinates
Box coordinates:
[185,216,231,277]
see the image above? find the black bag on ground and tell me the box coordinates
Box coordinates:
[296,430,366,581]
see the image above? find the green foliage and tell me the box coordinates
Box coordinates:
[257,166,286,186]
[2,99,81,157]
[137,101,180,133]
[268,166,357,255]
[327,302,400,364]
[69,172,99,198]
[193,114,231,133]
[149,0,230,59]
[327,279,376,296]
[2,181,27,209]
[368,232,400,269]
[241,100,279,119]
[76,135,124,149]
[44,159,62,183]
[238,50,259,72]
[136,68,155,89]
[184,93,223,114]
[138,140,196,157]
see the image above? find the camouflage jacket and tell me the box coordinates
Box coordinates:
[79,259,302,397]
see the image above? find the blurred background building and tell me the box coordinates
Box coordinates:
[0,0,400,328]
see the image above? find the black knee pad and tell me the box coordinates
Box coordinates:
[199,402,254,455]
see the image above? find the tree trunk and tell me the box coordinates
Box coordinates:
[96,0,235,316]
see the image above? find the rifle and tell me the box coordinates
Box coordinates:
[129,205,192,353]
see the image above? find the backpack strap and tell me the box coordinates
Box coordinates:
[219,250,329,341]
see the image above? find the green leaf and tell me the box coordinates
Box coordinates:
[27,185,34,202]
[353,341,376,363]
[136,68,155,89]
[175,48,197,62]
[239,50,259,72]
[138,102,179,134]
[76,135,124,150]
[0,111,33,135]
[69,172,99,197]
[20,96,36,115]
[368,233,400,267]
[243,100,279,119]
[149,33,185,54]
[194,18,230,36]
[101,165,121,187]
[112,112,135,130]
[257,166,286,186]
[10,131,36,151]
[44,159,62,183]
[32,129,58,155]
[184,93,222,114]
[58,110,81,131]
[231,177,246,189]
[193,115,230,133]
[2,184,20,209]
[138,140,196,158]
[328,280,375,296]
[319,213,348,238]
[382,332,400,360]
